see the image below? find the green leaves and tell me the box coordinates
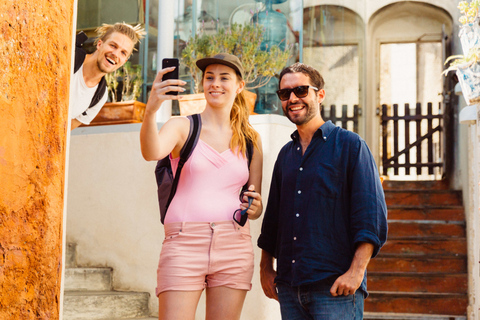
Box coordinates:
[181,23,292,93]
[105,62,143,102]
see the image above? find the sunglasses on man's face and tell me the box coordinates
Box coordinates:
[276,85,318,101]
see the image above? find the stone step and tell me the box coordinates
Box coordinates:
[385,190,463,206]
[387,221,465,239]
[381,239,466,256]
[64,267,112,291]
[63,291,150,320]
[387,207,465,221]
[368,255,466,273]
[367,273,467,293]
[101,318,157,320]
[365,291,468,316]
[382,180,450,191]
[364,312,466,320]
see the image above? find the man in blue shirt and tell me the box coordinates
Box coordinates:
[258,63,387,319]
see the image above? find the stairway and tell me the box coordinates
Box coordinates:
[63,243,157,320]
[364,180,468,320]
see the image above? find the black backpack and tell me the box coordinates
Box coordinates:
[74,31,107,115]
[154,113,253,224]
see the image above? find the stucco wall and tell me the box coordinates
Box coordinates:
[303,0,457,23]
[0,0,74,319]
[67,115,295,318]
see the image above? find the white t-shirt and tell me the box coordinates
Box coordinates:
[70,65,108,124]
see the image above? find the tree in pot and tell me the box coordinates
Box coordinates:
[179,22,292,115]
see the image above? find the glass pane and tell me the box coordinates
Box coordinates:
[77,0,141,29]
[303,5,365,134]
[172,0,302,115]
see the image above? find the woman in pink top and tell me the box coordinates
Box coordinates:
[140,53,263,320]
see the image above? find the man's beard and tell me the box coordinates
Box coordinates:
[283,101,318,126]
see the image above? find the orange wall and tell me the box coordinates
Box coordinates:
[0,0,74,318]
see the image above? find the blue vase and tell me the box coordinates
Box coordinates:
[251,0,287,51]
[251,0,287,114]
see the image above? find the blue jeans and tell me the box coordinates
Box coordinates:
[277,283,364,320]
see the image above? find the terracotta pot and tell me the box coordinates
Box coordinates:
[178,91,257,116]
[178,93,206,116]
[83,100,146,126]
[244,90,257,115]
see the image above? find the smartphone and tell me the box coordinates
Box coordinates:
[162,58,179,95]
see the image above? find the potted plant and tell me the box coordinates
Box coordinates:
[179,22,292,115]
[458,0,480,54]
[87,62,146,126]
[444,47,480,105]
[444,1,480,105]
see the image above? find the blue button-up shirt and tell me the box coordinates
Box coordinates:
[258,121,387,296]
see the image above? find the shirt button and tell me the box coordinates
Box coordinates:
[297,147,300,151]
[298,190,302,194]
[299,167,303,171]
[324,136,327,140]
[292,260,296,263]
[211,223,216,228]
[293,237,297,240]
[296,213,300,217]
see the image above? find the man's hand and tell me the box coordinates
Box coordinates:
[260,250,278,301]
[330,242,374,297]
[144,67,185,117]
[330,267,364,296]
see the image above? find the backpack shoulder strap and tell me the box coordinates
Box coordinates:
[74,32,88,74]
[246,138,253,168]
[240,138,255,197]
[84,76,107,112]
[165,113,202,210]
[179,113,202,163]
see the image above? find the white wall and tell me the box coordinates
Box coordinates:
[66,115,295,319]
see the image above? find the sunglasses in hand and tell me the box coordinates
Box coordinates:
[233,193,254,227]
[276,85,318,101]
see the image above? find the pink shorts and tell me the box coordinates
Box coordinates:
[155,220,254,296]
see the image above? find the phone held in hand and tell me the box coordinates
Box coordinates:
[162,58,179,95]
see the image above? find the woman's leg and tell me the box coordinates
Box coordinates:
[205,287,247,320]
[158,290,203,320]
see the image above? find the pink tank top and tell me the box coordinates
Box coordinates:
[164,139,249,223]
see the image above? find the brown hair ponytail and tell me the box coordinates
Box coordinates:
[230,86,259,156]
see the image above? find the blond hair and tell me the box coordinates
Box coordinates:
[94,22,146,51]
[229,81,259,157]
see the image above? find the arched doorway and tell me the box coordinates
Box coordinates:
[367,1,453,180]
